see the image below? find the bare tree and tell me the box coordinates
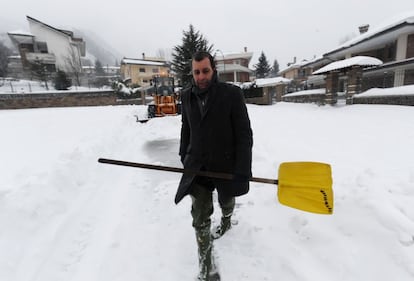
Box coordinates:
[65,46,82,86]
[156,48,173,61]
[0,41,11,77]
[29,59,51,90]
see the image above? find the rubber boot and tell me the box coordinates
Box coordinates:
[212,196,235,239]
[196,226,212,281]
[211,214,232,240]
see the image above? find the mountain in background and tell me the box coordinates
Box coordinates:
[0,17,122,67]
[73,28,122,66]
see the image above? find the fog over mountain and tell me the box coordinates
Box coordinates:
[74,28,122,66]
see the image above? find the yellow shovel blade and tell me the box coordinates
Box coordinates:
[277,162,333,214]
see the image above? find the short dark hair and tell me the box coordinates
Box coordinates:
[192,51,216,70]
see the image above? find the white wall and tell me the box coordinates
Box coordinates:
[28,19,81,73]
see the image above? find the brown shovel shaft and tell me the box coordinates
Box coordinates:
[98,158,278,185]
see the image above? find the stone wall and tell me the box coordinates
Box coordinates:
[0,90,117,110]
[245,87,273,105]
[353,95,414,106]
[325,71,339,105]
[282,93,326,104]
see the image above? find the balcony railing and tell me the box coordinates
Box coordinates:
[25,52,56,64]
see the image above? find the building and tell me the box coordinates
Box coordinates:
[82,65,120,77]
[120,56,170,86]
[242,77,291,105]
[215,48,253,83]
[303,11,414,104]
[279,57,313,92]
[8,16,85,76]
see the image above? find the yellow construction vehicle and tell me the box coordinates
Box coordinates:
[147,75,181,118]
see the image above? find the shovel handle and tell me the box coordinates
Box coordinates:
[98,158,278,185]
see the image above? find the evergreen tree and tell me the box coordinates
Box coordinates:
[254,51,271,78]
[54,69,72,90]
[93,59,108,87]
[270,59,280,77]
[172,24,213,87]
[95,59,105,76]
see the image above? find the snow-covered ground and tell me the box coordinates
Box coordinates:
[0,79,107,94]
[1,101,414,281]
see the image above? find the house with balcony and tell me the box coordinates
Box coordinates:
[279,57,313,92]
[303,11,414,104]
[215,48,253,83]
[8,16,85,77]
[120,56,170,86]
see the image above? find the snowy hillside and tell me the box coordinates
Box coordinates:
[73,29,122,66]
[0,102,413,281]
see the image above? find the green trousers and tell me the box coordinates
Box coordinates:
[190,183,235,230]
[190,183,235,279]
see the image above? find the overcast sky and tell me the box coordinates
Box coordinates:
[3,0,414,69]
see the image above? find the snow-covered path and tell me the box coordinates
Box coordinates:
[1,103,414,280]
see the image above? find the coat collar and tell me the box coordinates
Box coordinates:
[190,73,220,121]
[200,82,218,120]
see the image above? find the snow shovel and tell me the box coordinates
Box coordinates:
[98,158,333,215]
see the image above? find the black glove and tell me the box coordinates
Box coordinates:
[232,174,250,183]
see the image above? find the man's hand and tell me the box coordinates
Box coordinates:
[232,174,249,183]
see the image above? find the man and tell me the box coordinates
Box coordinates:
[175,51,253,280]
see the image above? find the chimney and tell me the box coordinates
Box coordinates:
[358,24,369,34]
[244,46,247,52]
[287,56,297,67]
[142,52,145,59]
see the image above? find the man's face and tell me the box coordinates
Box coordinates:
[192,57,214,90]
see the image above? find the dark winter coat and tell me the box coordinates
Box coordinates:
[174,79,253,204]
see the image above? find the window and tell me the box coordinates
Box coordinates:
[139,68,145,72]
[20,43,34,52]
[36,42,48,53]
[407,34,414,58]
[152,68,159,73]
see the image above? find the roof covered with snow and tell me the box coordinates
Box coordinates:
[7,30,34,37]
[215,51,253,61]
[26,16,79,40]
[216,64,252,73]
[240,77,291,89]
[121,58,167,66]
[255,77,291,87]
[313,56,383,75]
[279,59,311,73]
[325,11,414,58]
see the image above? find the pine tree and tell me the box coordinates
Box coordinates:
[95,59,105,76]
[270,59,280,77]
[54,69,72,90]
[172,24,213,87]
[254,51,271,78]
[93,59,108,88]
